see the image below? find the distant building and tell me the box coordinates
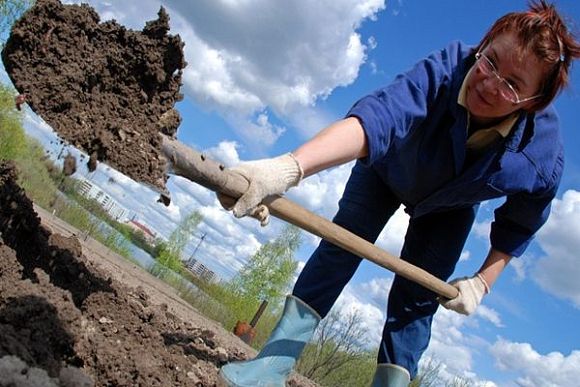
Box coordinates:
[126,219,157,244]
[185,258,216,283]
[78,179,94,196]
[77,179,128,221]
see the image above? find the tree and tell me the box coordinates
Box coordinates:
[156,210,203,272]
[229,224,301,303]
[410,356,475,387]
[0,83,26,160]
[0,83,59,207]
[297,308,373,385]
[167,210,203,256]
[410,357,442,387]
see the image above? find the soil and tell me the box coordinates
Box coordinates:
[1,0,185,191]
[62,153,76,176]
[0,162,317,386]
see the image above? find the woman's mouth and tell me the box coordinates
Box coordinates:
[474,88,493,107]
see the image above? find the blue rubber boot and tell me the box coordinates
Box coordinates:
[219,295,321,387]
[370,364,411,387]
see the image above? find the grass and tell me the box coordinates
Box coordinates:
[149,263,236,323]
[47,195,134,260]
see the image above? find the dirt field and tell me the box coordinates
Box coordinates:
[0,162,317,386]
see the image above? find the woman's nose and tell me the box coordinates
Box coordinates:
[481,76,500,95]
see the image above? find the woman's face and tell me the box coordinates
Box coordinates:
[464,31,547,125]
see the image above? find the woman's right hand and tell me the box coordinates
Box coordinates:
[217,153,303,226]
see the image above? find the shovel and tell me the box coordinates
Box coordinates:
[2,0,458,300]
[161,136,459,300]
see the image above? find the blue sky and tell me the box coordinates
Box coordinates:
[4,0,580,385]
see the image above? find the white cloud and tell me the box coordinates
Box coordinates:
[289,162,352,226]
[285,105,337,139]
[459,250,471,262]
[490,338,580,387]
[428,308,476,374]
[66,0,385,146]
[286,162,410,255]
[475,305,503,328]
[234,112,286,149]
[425,305,505,382]
[162,0,383,117]
[332,282,386,346]
[359,276,393,310]
[375,206,410,256]
[170,176,216,208]
[367,36,378,50]
[509,255,528,282]
[533,190,580,308]
[203,141,241,167]
[472,219,491,240]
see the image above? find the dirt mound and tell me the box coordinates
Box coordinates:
[1,0,185,190]
[0,161,252,385]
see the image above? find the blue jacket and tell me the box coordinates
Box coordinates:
[347,41,564,257]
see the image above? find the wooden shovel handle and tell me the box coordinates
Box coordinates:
[161,136,459,300]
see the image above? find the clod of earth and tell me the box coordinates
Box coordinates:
[62,153,76,176]
[1,0,186,191]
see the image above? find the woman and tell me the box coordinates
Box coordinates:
[218,2,580,386]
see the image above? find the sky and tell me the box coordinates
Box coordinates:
[3,0,580,385]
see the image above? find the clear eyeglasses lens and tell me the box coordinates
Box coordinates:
[475,52,519,103]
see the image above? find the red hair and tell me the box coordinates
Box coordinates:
[476,1,580,111]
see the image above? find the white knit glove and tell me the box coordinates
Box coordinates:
[218,153,303,226]
[440,273,490,316]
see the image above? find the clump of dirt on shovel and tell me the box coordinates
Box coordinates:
[1,0,186,191]
[62,152,76,176]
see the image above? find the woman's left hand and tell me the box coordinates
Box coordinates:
[440,274,490,315]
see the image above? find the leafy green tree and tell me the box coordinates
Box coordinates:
[221,225,301,344]
[229,224,301,303]
[0,83,58,207]
[157,210,203,272]
[0,83,26,160]
[13,141,58,207]
[153,239,169,257]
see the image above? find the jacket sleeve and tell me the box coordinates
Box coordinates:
[490,151,564,257]
[346,41,465,165]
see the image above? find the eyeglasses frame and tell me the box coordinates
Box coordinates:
[474,51,543,105]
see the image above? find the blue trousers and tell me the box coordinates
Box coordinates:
[292,161,476,379]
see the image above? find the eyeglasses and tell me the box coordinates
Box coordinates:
[475,52,542,105]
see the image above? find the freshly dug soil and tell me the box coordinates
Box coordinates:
[0,162,318,386]
[1,0,185,190]
[0,161,246,385]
